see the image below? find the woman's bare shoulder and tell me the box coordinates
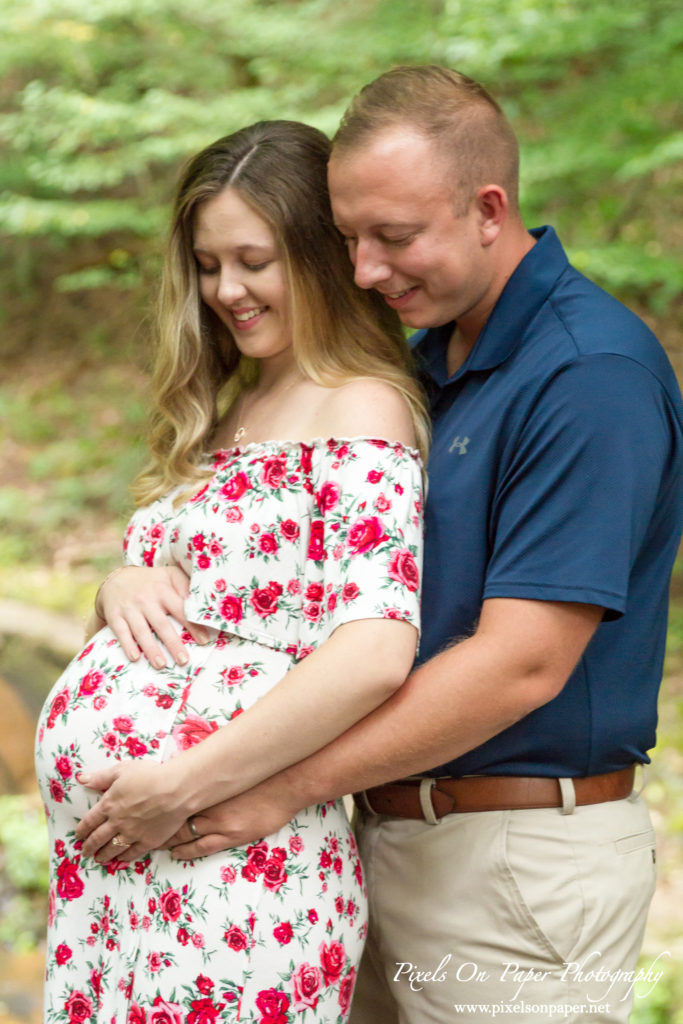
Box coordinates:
[314,377,416,447]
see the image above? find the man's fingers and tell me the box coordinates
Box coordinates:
[169,834,232,860]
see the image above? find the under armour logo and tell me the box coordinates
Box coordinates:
[449,435,470,455]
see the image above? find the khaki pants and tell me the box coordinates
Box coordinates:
[350,790,657,1023]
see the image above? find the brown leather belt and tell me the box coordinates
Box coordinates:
[354,767,636,821]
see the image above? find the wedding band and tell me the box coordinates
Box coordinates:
[111,835,131,849]
[187,817,200,840]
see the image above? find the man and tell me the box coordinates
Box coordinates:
[151,68,683,1020]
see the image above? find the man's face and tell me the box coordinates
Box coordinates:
[328,127,493,331]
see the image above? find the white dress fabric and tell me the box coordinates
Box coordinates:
[35,438,423,1024]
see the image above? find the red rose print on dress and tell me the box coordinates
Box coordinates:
[319,940,346,986]
[47,687,70,729]
[220,665,245,686]
[261,456,288,488]
[263,848,288,892]
[220,472,251,501]
[172,715,219,751]
[56,858,84,901]
[127,1003,146,1024]
[307,520,325,561]
[55,755,73,779]
[273,921,293,945]
[303,602,323,623]
[125,736,148,758]
[387,549,420,591]
[299,444,313,475]
[78,670,103,697]
[347,516,388,554]
[159,888,182,922]
[291,961,323,1010]
[55,942,72,965]
[64,990,93,1024]
[338,967,357,1015]
[341,582,360,603]
[258,532,278,554]
[113,715,134,733]
[223,925,249,951]
[149,996,183,1024]
[279,518,300,541]
[316,481,341,513]
[187,997,220,1024]
[250,583,281,618]
[255,988,290,1024]
[219,594,244,624]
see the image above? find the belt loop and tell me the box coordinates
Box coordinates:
[559,778,576,815]
[357,790,376,815]
[629,764,646,801]
[419,778,442,825]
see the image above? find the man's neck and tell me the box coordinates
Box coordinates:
[446,225,536,376]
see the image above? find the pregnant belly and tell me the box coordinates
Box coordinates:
[35,625,293,827]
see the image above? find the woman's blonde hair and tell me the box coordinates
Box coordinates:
[133,120,429,506]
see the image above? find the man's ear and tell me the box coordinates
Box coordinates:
[474,184,508,245]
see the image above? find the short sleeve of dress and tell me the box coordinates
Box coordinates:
[298,438,424,654]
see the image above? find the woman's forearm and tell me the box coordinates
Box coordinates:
[165,616,418,817]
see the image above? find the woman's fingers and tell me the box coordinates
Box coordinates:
[80,820,122,859]
[99,565,209,666]
[105,613,142,663]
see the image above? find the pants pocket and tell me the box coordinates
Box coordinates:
[502,810,585,964]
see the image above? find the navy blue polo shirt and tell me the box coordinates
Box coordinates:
[413,226,683,778]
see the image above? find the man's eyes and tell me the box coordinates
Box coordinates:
[381,234,415,247]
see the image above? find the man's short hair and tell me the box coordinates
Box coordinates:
[333,65,520,214]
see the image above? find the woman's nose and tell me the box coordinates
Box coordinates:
[216,271,248,306]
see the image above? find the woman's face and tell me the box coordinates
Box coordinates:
[193,187,292,362]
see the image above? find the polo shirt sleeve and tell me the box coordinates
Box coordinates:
[483,353,677,617]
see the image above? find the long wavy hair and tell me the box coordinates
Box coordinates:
[132,120,429,506]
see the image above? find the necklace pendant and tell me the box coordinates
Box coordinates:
[233,426,246,443]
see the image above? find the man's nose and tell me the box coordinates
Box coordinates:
[352,239,392,291]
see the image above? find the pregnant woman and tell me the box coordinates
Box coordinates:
[35,120,427,1024]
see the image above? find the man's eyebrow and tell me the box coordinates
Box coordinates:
[333,222,421,232]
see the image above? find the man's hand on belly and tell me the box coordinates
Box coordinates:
[163,771,305,858]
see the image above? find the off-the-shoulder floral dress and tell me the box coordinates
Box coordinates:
[35,438,423,1024]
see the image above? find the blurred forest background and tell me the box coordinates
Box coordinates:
[0,0,682,1020]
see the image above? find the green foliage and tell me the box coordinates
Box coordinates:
[631,964,683,1024]
[0,796,49,952]
[0,0,680,310]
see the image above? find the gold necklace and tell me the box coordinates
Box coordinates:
[232,375,302,444]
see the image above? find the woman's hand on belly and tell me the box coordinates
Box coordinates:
[97,565,209,668]
[75,758,190,863]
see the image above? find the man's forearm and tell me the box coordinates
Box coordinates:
[282,597,603,809]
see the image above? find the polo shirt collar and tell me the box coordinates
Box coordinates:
[416,226,569,386]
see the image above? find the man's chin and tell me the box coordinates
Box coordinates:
[397,308,451,330]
